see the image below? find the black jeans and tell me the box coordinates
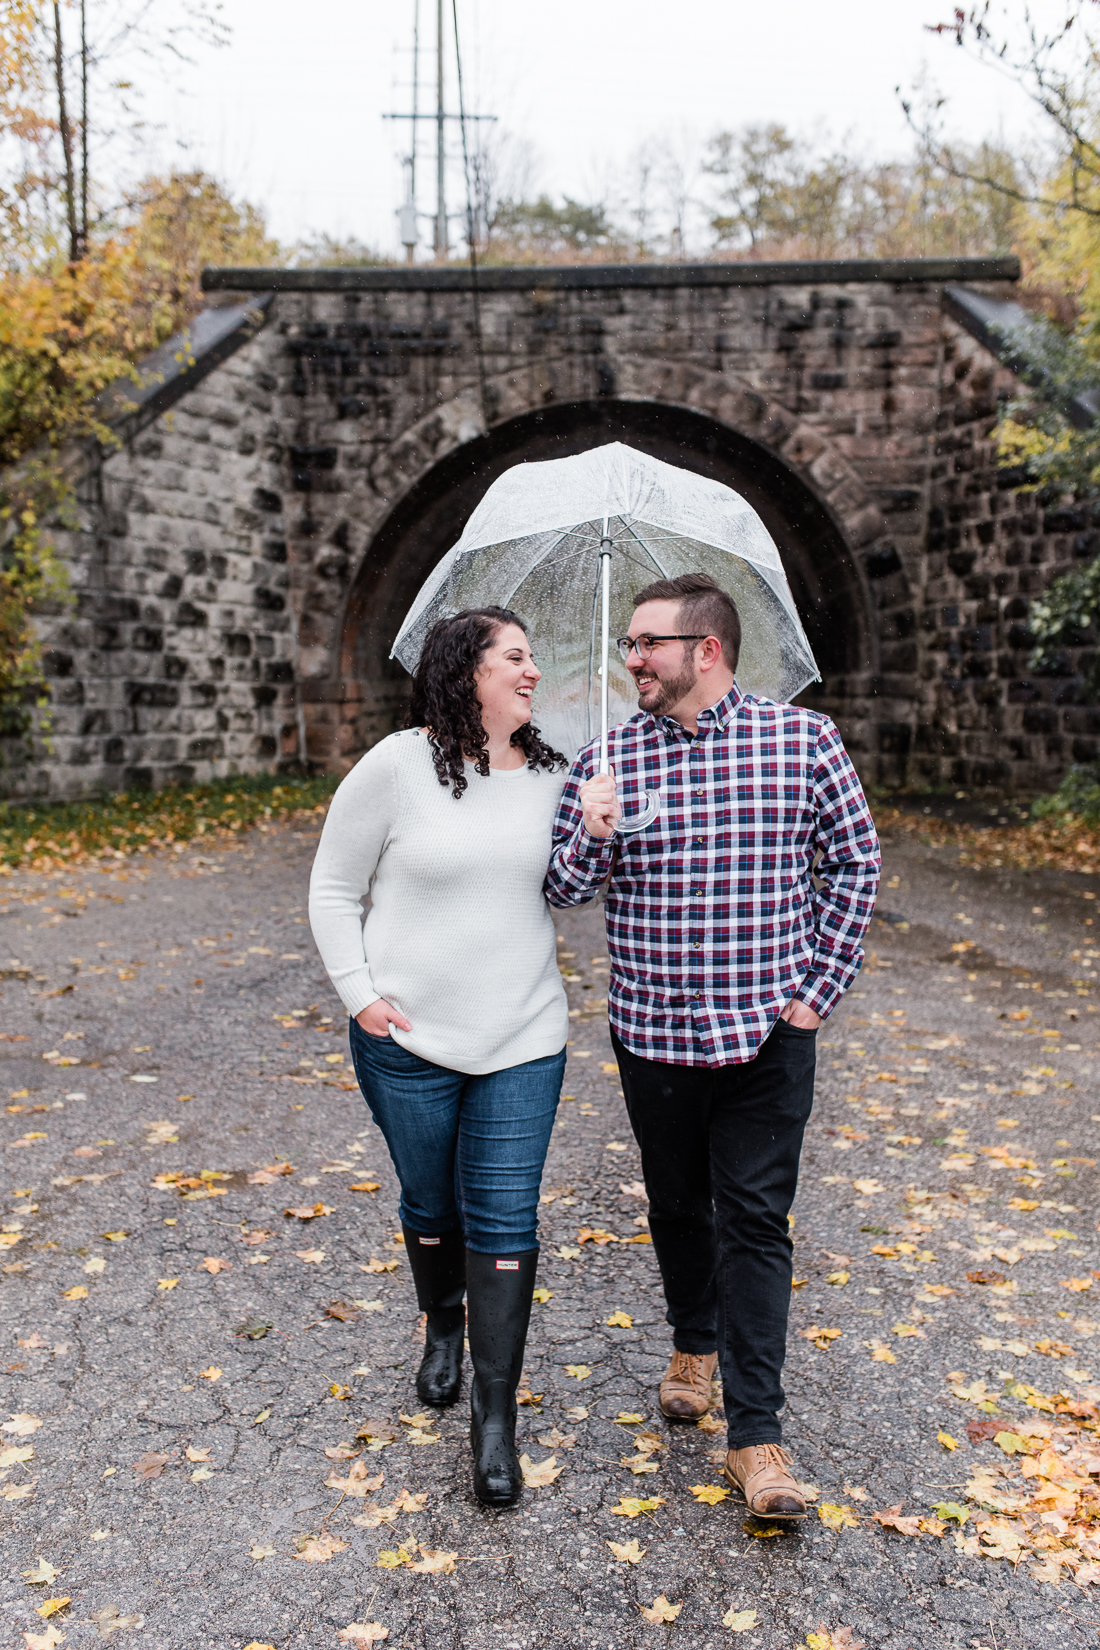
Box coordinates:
[612,1019,816,1449]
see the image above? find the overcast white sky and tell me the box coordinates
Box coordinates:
[150,0,1078,258]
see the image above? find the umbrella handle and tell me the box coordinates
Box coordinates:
[599,525,611,776]
[618,790,662,834]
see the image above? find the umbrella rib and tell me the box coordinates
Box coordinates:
[617,520,672,579]
[492,528,574,613]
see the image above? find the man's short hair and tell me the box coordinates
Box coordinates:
[633,573,741,672]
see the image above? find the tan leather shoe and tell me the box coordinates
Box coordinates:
[723,1444,807,1519]
[658,1350,718,1419]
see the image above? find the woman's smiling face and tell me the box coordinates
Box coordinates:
[474,622,541,734]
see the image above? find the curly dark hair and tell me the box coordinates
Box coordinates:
[409,607,566,798]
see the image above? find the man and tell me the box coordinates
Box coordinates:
[545,573,879,1520]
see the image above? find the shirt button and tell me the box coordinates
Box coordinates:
[695,788,704,796]
[691,889,701,897]
[694,836,704,843]
[692,941,701,949]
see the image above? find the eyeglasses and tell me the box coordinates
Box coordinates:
[615,634,705,662]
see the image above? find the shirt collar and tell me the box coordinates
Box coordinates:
[657,680,744,738]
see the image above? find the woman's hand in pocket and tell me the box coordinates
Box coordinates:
[356,998,413,1039]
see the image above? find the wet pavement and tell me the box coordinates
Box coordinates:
[1,813,1099,1649]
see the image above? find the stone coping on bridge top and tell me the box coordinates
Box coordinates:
[201,254,1020,295]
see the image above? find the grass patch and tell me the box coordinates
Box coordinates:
[878,804,1100,876]
[0,771,338,873]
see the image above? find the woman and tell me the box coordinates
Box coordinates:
[308,608,568,1508]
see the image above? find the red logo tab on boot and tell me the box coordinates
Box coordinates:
[495,1260,519,1270]
[418,1236,441,1245]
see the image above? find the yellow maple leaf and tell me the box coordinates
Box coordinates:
[612,1495,663,1517]
[199,1366,222,1382]
[607,1539,646,1563]
[616,1411,644,1424]
[157,1278,178,1290]
[818,1503,859,1530]
[640,1595,682,1625]
[519,1453,564,1487]
[801,1325,842,1349]
[691,1483,730,1505]
[722,1608,759,1632]
[293,1533,347,1562]
[22,1629,64,1650]
[938,1431,959,1451]
[532,1287,553,1303]
[409,1546,457,1574]
[2,1414,41,1436]
[61,1285,88,1300]
[564,1364,591,1379]
[22,1559,60,1584]
[34,1598,70,1619]
[826,1270,849,1286]
[607,1311,633,1328]
[376,1547,414,1569]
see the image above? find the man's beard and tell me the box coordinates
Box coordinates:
[635,659,697,717]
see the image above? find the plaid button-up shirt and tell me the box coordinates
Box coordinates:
[544,683,880,1067]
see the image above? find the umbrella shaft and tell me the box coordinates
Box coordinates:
[599,535,611,775]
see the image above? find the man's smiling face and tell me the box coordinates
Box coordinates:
[625,599,700,717]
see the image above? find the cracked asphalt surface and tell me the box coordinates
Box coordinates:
[2,811,1100,1648]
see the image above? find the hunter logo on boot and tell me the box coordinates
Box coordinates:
[495,1260,519,1271]
[418,1236,441,1245]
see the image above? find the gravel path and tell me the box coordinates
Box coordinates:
[1,815,1099,1649]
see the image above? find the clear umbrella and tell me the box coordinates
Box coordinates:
[391,442,820,832]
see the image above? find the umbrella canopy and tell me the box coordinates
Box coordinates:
[390,441,820,763]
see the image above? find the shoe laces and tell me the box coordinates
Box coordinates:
[670,1351,707,1381]
[751,1443,793,1471]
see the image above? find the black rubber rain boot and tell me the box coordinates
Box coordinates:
[402,1226,466,1408]
[465,1247,539,1508]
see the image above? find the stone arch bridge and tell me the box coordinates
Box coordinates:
[22,253,1088,800]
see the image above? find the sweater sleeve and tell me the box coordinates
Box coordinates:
[308,737,400,1018]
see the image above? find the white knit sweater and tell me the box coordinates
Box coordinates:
[308,728,569,1075]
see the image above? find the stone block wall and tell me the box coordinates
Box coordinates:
[13,254,1094,802]
[915,319,1100,792]
[8,334,300,798]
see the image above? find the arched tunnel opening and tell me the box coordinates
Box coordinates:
[334,398,877,766]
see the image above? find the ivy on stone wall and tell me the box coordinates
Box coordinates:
[993,313,1100,698]
[0,464,74,750]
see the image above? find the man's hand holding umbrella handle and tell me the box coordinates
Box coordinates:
[579,768,622,839]
[356,998,413,1038]
[780,999,821,1030]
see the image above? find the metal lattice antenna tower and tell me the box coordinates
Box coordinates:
[384,0,495,263]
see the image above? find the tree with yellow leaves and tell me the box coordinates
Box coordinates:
[0,3,276,751]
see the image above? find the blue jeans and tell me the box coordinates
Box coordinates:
[348,1019,565,1253]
